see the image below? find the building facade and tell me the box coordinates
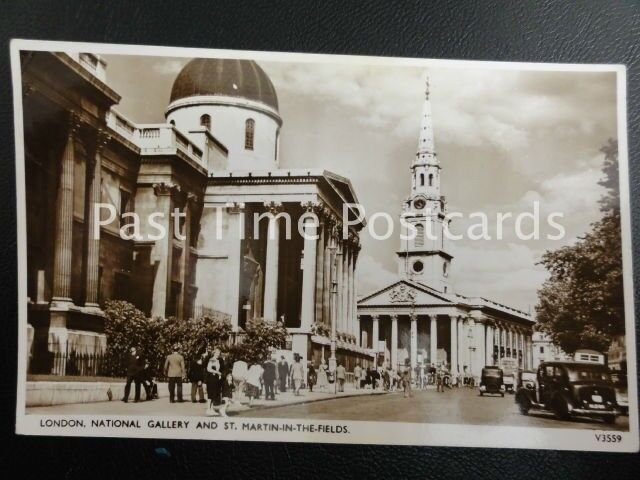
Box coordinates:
[357,79,535,379]
[22,52,371,373]
[531,331,570,369]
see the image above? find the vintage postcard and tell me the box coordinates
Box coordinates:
[11,39,638,451]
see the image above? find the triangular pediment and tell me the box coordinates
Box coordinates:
[358,279,453,307]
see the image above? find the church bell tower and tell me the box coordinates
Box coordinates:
[397,76,453,293]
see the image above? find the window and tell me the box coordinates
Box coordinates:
[200,114,211,131]
[443,261,449,277]
[245,118,255,150]
[540,346,544,354]
[429,173,434,187]
[419,173,425,186]
[415,223,425,247]
[169,120,175,126]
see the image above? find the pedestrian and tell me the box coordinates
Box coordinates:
[316,360,329,392]
[336,362,346,392]
[277,356,289,392]
[140,359,154,401]
[246,361,263,406]
[122,346,143,403]
[290,354,305,396]
[220,372,235,417]
[189,351,206,403]
[360,365,367,390]
[353,363,362,390]
[262,356,277,400]
[383,368,390,391]
[307,362,317,392]
[402,369,412,398]
[436,365,444,393]
[231,358,248,403]
[205,347,224,415]
[164,344,186,403]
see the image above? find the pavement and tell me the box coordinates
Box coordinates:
[27,385,629,431]
[26,384,383,417]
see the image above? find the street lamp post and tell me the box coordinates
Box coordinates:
[467,321,475,385]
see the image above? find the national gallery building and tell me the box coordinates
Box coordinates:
[21,52,370,372]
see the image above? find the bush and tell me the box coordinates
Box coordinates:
[103,301,232,377]
[227,318,287,365]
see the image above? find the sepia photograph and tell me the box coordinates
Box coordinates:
[11,40,638,451]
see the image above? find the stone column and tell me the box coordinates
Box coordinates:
[391,314,398,370]
[485,324,493,366]
[457,316,465,370]
[450,315,458,374]
[410,314,418,372]
[371,314,380,366]
[52,115,79,305]
[178,193,196,320]
[497,325,502,361]
[150,183,176,319]
[348,245,355,339]
[263,202,282,322]
[474,321,486,378]
[300,214,318,331]
[84,130,108,308]
[430,315,438,365]
[322,223,334,328]
[336,242,344,332]
[314,219,325,326]
[342,243,349,335]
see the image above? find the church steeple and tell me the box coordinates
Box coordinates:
[410,76,441,205]
[397,74,453,293]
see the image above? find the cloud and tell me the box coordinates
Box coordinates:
[355,253,397,297]
[152,59,187,75]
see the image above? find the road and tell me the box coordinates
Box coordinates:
[237,387,629,431]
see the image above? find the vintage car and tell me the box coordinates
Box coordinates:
[610,371,629,416]
[515,361,617,424]
[479,366,505,397]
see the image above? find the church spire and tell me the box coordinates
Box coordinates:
[414,75,437,165]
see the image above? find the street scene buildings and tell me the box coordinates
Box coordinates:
[19,48,630,433]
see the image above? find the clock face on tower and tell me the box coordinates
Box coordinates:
[413,197,426,210]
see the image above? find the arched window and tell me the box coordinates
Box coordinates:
[419,173,425,186]
[415,223,425,247]
[245,118,255,150]
[169,120,175,126]
[428,173,434,187]
[200,114,211,131]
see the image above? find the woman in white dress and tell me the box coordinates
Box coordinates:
[316,360,329,392]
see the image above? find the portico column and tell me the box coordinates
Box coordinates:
[430,315,438,365]
[450,315,458,374]
[85,130,108,307]
[348,245,356,339]
[372,314,379,351]
[336,242,344,331]
[345,244,352,337]
[457,316,465,370]
[52,115,79,305]
[150,183,176,319]
[322,224,335,328]
[314,220,325,325]
[485,324,493,366]
[300,214,318,331]
[497,325,503,361]
[391,314,398,370]
[342,243,349,335]
[410,314,418,372]
[263,202,282,322]
[475,321,486,377]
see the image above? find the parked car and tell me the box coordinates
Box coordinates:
[518,370,536,390]
[610,371,629,416]
[515,361,617,424]
[479,366,505,397]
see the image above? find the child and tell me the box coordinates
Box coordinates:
[220,372,235,417]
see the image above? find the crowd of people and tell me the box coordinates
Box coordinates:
[120,345,356,416]
[120,344,469,415]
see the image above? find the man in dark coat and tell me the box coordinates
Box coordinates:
[189,352,207,403]
[122,347,144,403]
[277,356,289,392]
[262,357,277,400]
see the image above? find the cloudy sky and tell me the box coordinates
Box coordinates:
[103,53,618,313]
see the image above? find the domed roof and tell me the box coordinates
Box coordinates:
[170,58,279,111]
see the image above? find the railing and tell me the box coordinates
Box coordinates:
[32,343,107,377]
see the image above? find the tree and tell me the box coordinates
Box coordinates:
[102,301,232,377]
[227,318,288,365]
[535,139,624,354]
